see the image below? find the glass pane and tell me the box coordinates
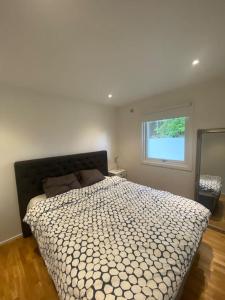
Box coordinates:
[146,117,186,161]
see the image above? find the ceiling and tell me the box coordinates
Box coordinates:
[1,0,225,106]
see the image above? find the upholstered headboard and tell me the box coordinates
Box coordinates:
[14,150,108,237]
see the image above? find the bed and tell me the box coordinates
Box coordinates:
[198,175,222,213]
[15,151,210,300]
[199,175,222,195]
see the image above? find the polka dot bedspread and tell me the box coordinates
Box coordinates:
[199,174,222,195]
[24,176,210,300]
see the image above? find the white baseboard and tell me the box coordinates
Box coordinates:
[0,233,23,246]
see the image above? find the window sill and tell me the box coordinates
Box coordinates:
[141,159,192,172]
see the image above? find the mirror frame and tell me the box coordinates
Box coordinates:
[195,128,225,202]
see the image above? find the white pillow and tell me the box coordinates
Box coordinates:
[27,194,47,211]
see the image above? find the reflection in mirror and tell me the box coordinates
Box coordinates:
[196,129,225,233]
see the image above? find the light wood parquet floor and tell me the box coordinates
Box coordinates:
[0,228,225,300]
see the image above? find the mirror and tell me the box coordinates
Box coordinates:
[195,128,225,233]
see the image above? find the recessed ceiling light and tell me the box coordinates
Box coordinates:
[108,94,112,99]
[192,59,200,66]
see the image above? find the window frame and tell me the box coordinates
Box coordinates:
[141,105,193,171]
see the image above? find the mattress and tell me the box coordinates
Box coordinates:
[27,194,47,211]
[24,176,210,300]
[199,175,222,195]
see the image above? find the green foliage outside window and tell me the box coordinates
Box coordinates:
[152,117,185,138]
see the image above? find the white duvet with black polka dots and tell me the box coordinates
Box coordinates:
[199,175,222,195]
[24,176,210,300]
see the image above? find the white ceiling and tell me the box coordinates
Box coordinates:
[1,0,225,106]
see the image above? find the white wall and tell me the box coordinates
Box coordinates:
[201,132,225,194]
[117,77,225,199]
[1,77,225,242]
[0,85,117,242]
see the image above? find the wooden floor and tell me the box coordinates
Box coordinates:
[209,194,225,233]
[0,228,225,300]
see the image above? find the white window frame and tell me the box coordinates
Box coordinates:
[141,104,193,171]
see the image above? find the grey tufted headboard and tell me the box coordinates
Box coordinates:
[14,150,108,237]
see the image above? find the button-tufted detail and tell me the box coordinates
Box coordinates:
[14,151,108,237]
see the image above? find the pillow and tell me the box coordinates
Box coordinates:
[79,169,105,187]
[42,173,81,198]
[27,194,47,211]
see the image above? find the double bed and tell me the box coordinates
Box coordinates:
[199,175,222,195]
[15,151,210,300]
[198,175,222,213]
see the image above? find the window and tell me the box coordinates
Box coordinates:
[142,106,192,170]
